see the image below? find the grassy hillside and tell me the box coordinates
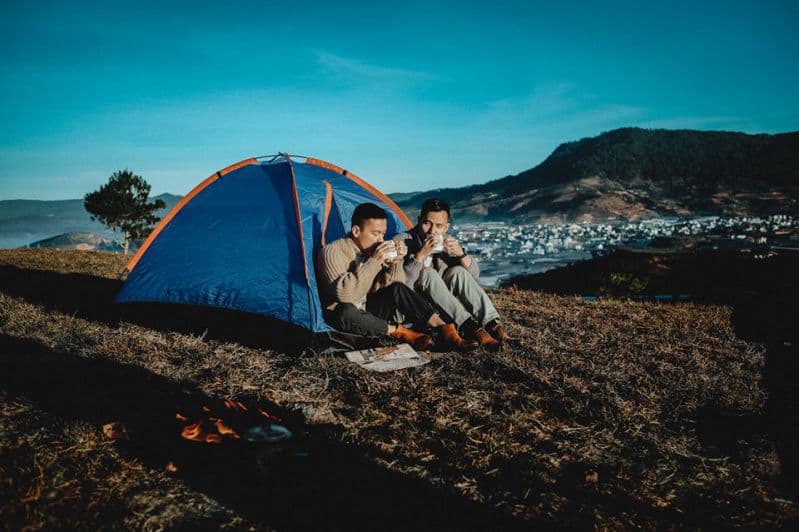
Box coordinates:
[1,249,797,529]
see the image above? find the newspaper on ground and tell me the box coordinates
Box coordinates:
[345,343,430,372]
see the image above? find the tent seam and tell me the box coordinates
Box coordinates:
[285,154,316,330]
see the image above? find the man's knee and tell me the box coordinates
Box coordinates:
[328,303,386,336]
[444,265,472,284]
[335,303,361,321]
[326,303,361,328]
[384,282,412,298]
[377,282,418,308]
[415,268,449,295]
[416,268,445,290]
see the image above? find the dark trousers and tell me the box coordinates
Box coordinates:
[324,283,437,337]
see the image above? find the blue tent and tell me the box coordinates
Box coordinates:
[116,154,412,333]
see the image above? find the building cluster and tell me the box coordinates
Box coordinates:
[453,215,799,262]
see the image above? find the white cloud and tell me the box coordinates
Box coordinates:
[315,51,442,83]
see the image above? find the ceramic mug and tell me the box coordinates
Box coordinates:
[432,234,444,253]
[385,240,398,260]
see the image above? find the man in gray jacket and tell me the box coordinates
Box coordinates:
[394,198,512,350]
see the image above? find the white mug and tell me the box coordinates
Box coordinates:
[385,241,398,260]
[432,234,444,253]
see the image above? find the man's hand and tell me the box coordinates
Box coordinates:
[393,240,408,262]
[444,237,465,257]
[445,237,472,268]
[415,236,439,263]
[371,241,395,262]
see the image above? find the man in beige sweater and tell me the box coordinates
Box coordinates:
[316,203,475,351]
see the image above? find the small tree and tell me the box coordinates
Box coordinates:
[84,170,166,254]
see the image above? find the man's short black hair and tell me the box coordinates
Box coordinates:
[351,202,388,227]
[420,198,451,220]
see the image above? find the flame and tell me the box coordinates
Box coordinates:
[165,461,179,473]
[181,422,204,441]
[224,399,248,412]
[180,422,224,444]
[214,419,240,439]
[175,399,253,444]
[258,408,283,422]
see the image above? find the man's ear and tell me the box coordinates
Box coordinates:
[351,224,361,238]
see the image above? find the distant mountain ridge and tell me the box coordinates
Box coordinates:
[3,128,798,249]
[27,231,123,252]
[390,128,799,222]
[0,193,181,249]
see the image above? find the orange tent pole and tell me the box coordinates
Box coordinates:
[305,157,412,229]
[284,154,315,327]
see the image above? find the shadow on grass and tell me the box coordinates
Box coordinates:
[0,265,320,354]
[3,261,795,525]
[693,293,796,466]
[0,334,535,531]
[730,295,799,499]
[505,248,799,499]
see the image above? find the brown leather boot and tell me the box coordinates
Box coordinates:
[390,324,434,351]
[486,320,512,343]
[472,327,501,351]
[439,323,477,352]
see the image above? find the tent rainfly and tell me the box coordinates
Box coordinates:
[116,154,412,332]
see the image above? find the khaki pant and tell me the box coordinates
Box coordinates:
[415,266,500,327]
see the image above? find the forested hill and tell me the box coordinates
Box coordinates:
[391,128,799,222]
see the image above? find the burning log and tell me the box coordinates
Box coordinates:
[176,399,287,445]
[180,421,224,444]
[213,419,240,439]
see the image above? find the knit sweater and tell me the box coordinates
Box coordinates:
[316,236,406,310]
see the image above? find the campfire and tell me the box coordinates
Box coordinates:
[176,399,288,444]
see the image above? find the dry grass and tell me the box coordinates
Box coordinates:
[0,248,129,279]
[1,249,797,529]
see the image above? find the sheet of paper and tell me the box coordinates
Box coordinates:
[345,343,430,372]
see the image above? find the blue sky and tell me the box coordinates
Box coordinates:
[1,0,797,200]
